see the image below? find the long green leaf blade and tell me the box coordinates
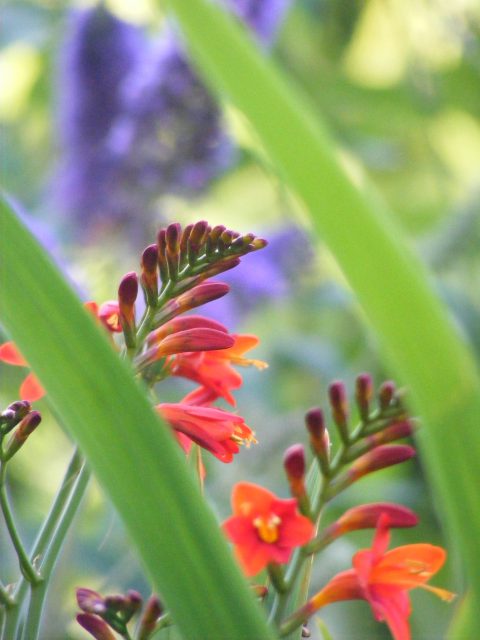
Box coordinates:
[166,0,480,626]
[0,198,276,640]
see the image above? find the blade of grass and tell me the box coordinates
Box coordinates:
[0,197,276,640]
[165,0,480,626]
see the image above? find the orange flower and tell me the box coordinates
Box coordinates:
[171,334,267,405]
[0,301,122,402]
[0,342,45,402]
[222,482,315,577]
[294,514,454,640]
[157,400,256,463]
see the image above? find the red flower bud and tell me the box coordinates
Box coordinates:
[364,420,414,447]
[355,373,373,419]
[154,282,230,326]
[141,244,159,305]
[378,381,396,411]
[305,408,330,473]
[76,614,116,640]
[76,588,106,614]
[284,444,308,506]
[118,272,138,344]
[5,411,42,459]
[349,444,416,481]
[328,381,349,442]
[147,315,228,345]
[138,595,163,640]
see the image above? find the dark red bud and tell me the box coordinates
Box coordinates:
[378,381,396,411]
[305,408,325,439]
[328,381,349,441]
[118,272,138,306]
[76,613,116,640]
[283,444,306,480]
[355,373,373,418]
[138,595,163,640]
[141,245,158,273]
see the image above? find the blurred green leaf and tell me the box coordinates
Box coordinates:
[166,0,480,630]
[0,197,275,640]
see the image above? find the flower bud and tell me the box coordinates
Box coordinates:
[165,223,182,279]
[179,223,194,265]
[147,315,228,345]
[137,329,234,368]
[305,408,330,475]
[76,588,106,614]
[118,272,138,346]
[1,400,31,434]
[76,613,116,640]
[355,373,373,420]
[378,380,396,411]
[364,420,414,447]
[138,595,163,640]
[154,282,230,326]
[206,225,226,256]
[141,244,159,305]
[157,229,169,285]
[5,411,42,460]
[349,445,415,482]
[284,444,306,494]
[328,381,349,443]
[187,220,209,264]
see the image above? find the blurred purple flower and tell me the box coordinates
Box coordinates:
[205,225,313,327]
[55,5,144,232]
[54,1,292,236]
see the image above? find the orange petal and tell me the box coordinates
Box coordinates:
[232,482,276,517]
[0,342,28,366]
[372,544,446,587]
[222,334,259,358]
[310,570,363,611]
[20,373,46,402]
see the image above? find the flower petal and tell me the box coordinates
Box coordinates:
[279,513,315,548]
[372,544,447,588]
[20,373,45,402]
[0,342,28,366]
[231,482,275,517]
[368,585,411,640]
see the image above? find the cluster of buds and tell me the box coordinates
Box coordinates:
[0,400,42,462]
[76,588,164,640]
[115,221,266,355]
[221,375,453,640]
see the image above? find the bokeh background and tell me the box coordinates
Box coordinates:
[2,0,480,638]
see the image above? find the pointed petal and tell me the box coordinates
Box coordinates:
[231,482,275,517]
[0,342,27,366]
[310,570,364,610]
[20,373,45,402]
[235,540,271,577]
[373,544,447,587]
[222,516,255,544]
[368,586,411,640]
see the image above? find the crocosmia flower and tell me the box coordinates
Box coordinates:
[157,401,256,463]
[171,334,267,405]
[298,514,454,640]
[0,342,45,402]
[222,482,315,576]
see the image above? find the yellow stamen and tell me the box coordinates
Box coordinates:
[230,356,268,370]
[253,514,281,544]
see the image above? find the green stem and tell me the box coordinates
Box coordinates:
[0,464,42,586]
[2,448,87,640]
[21,459,90,640]
[0,582,14,608]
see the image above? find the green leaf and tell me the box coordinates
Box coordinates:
[0,197,276,640]
[165,0,480,629]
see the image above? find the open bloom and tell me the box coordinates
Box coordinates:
[157,401,255,462]
[171,334,267,405]
[294,514,454,640]
[222,482,315,576]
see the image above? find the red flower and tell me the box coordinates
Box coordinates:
[222,482,315,576]
[157,400,256,463]
[171,334,267,405]
[296,514,454,640]
[0,301,123,402]
[0,342,45,402]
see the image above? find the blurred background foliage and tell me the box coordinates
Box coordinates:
[1,0,480,638]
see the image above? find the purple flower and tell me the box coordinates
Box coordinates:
[54,1,292,236]
[223,0,292,45]
[205,225,313,327]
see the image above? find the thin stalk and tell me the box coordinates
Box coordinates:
[0,464,42,586]
[2,448,87,640]
[21,460,90,640]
